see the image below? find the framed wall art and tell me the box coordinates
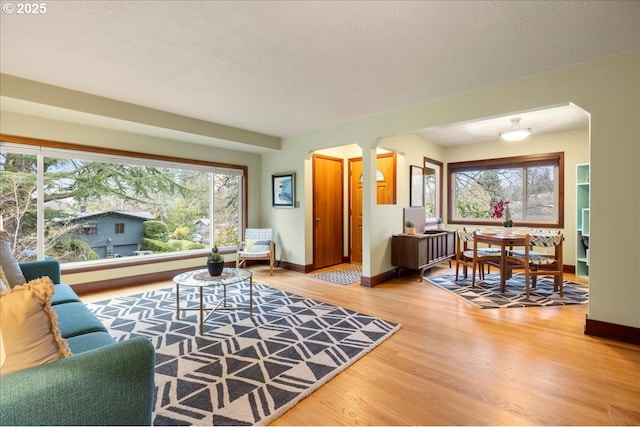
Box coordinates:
[272,172,295,208]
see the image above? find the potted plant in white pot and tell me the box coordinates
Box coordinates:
[405,220,416,235]
[436,217,443,230]
[206,245,225,276]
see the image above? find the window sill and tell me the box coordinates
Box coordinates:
[61,248,236,274]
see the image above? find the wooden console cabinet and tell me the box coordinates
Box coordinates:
[391,230,455,280]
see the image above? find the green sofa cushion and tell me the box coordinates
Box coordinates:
[0,336,155,426]
[53,302,108,338]
[66,331,116,354]
[51,284,82,305]
[6,259,156,425]
[18,259,60,283]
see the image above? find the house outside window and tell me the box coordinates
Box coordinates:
[0,140,246,264]
[82,223,98,235]
[448,152,564,228]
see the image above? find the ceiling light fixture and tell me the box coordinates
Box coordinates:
[499,117,532,142]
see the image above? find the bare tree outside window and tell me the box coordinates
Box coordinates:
[448,153,563,227]
[1,142,244,263]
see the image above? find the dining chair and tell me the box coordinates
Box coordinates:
[508,232,564,297]
[236,228,276,275]
[455,228,501,287]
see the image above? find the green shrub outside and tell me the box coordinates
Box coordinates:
[216,224,239,247]
[143,220,169,242]
[168,240,184,251]
[166,239,208,251]
[187,242,207,250]
[172,226,190,240]
[56,238,100,261]
[141,237,171,253]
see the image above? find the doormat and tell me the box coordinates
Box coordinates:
[424,273,588,309]
[310,264,362,285]
[86,282,400,425]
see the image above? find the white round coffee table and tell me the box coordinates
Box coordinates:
[173,268,253,335]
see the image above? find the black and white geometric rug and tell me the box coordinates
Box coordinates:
[86,282,400,425]
[424,273,588,309]
[310,264,362,285]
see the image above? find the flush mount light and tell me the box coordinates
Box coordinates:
[499,117,533,142]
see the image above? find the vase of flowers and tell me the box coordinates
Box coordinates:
[491,199,513,227]
[206,245,225,276]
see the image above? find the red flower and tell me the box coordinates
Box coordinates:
[491,199,510,219]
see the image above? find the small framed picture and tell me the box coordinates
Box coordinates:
[272,173,295,208]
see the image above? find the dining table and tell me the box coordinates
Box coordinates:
[475,230,527,293]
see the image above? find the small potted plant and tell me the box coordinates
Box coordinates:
[436,217,443,230]
[405,220,416,235]
[206,245,225,276]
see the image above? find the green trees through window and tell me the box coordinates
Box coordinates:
[1,141,244,263]
[448,153,564,227]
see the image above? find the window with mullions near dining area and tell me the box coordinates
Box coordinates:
[0,141,245,264]
[448,153,564,228]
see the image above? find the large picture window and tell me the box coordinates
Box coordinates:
[447,153,564,227]
[1,139,246,264]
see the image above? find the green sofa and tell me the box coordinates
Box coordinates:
[0,260,155,426]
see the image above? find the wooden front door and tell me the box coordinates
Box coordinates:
[349,153,396,263]
[313,154,344,269]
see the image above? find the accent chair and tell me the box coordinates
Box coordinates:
[236,228,276,275]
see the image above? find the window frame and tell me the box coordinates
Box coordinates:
[0,134,248,272]
[447,152,564,228]
[423,157,443,226]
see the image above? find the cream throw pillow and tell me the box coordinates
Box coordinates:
[244,239,256,251]
[0,277,72,376]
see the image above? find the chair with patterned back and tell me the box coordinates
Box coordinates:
[236,228,276,275]
[508,232,564,297]
[455,228,501,288]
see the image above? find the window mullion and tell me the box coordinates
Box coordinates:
[521,167,528,221]
[37,154,45,259]
[210,172,215,247]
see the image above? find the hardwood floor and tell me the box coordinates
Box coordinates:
[81,263,640,426]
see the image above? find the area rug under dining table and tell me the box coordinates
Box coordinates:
[86,282,400,425]
[424,273,588,309]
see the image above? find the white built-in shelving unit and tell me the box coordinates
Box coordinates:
[576,163,590,280]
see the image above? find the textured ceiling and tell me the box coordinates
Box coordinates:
[417,104,590,146]
[0,1,639,144]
